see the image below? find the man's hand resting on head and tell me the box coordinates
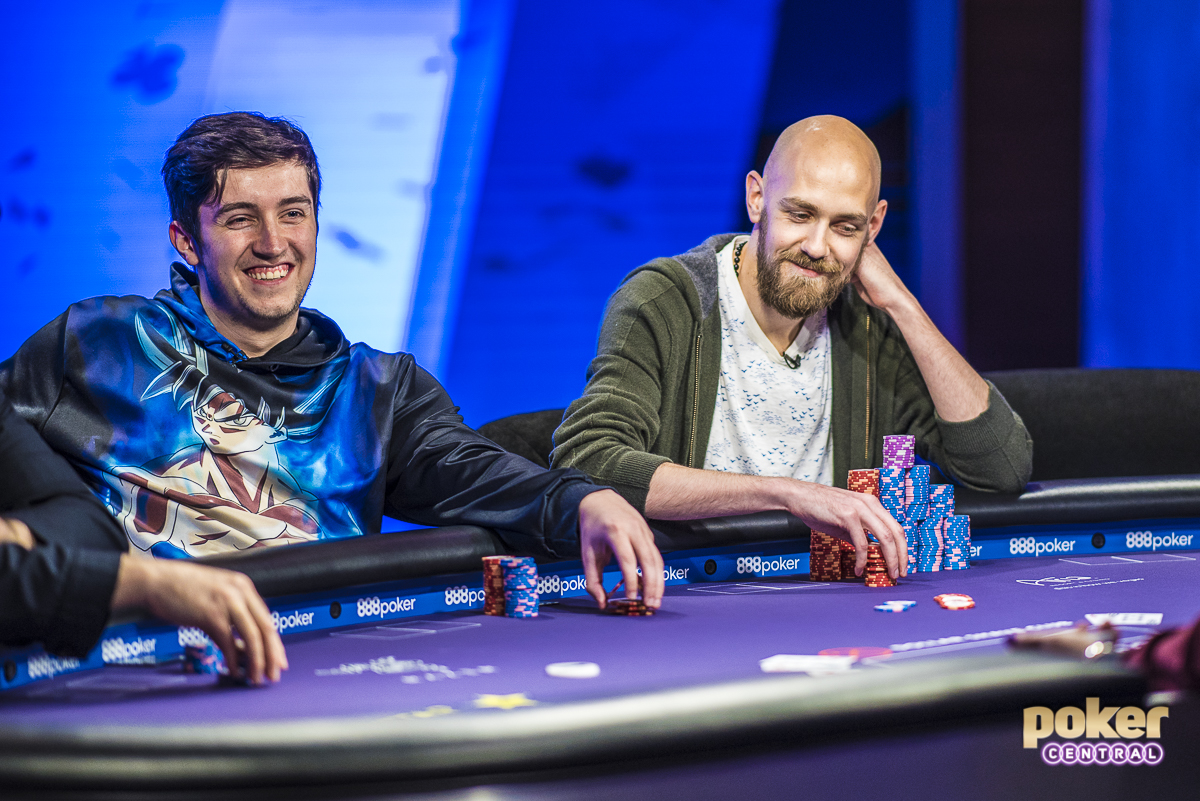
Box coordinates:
[578,489,664,611]
[111,556,288,685]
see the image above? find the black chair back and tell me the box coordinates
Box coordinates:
[984,368,1200,480]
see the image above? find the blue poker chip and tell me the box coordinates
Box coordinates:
[875,600,917,612]
[183,642,226,675]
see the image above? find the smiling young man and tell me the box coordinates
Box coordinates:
[553,116,1033,579]
[0,113,664,654]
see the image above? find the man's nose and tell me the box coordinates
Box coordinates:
[801,221,830,260]
[254,220,287,256]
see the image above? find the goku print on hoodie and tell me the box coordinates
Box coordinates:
[0,264,599,560]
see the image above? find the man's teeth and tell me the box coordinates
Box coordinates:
[248,265,289,280]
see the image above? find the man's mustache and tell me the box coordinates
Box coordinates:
[775,251,841,277]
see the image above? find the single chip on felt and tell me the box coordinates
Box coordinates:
[545,661,601,678]
[875,600,917,612]
[608,598,654,616]
[935,593,975,610]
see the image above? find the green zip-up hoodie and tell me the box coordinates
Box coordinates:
[552,234,1032,512]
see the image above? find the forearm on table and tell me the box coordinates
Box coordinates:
[110,554,152,611]
[645,463,793,520]
[884,295,989,423]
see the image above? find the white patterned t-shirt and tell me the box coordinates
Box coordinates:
[701,236,834,484]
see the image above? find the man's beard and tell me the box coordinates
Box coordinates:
[755,227,859,319]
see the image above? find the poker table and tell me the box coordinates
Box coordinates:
[4,474,1200,800]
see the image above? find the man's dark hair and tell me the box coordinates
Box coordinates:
[162,112,321,251]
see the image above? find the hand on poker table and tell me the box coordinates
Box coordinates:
[645,464,908,580]
[578,489,665,610]
[0,517,35,550]
[111,555,288,685]
[783,480,909,579]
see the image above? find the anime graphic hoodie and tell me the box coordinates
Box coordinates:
[0,264,598,560]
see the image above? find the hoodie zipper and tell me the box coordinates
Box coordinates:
[864,310,871,463]
[688,333,701,468]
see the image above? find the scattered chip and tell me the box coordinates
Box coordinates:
[759,654,856,675]
[608,598,654,616]
[545,661,601,679]
[934,593,975,610]
[875,600,917,613]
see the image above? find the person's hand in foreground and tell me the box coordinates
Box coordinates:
[578,489,664,610]
[111,556,288,685]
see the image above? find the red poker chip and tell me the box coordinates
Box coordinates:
[934,593,975,610]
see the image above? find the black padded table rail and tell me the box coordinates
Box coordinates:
[956,474,1200,527]
[197,525,508,599]
[187,474,1200,601]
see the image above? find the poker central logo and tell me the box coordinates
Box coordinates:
[1024,699,1168,765]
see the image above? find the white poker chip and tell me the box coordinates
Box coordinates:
[545,661,601,679]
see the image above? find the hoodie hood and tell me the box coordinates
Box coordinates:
[155,263,349,371]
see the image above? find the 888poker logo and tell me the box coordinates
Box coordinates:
[1024,699,1169,766]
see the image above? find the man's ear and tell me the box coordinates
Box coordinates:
[746,171,765,225]
[168,221,202,266]
[866,199,888,245]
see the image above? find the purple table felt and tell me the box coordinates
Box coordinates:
[3,551,1196,728]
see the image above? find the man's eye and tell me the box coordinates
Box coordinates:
[225,216,252,227]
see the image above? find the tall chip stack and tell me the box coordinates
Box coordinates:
[808,530,843,581]
[906,453,972,572]
[482,556,539,618]
[942,515,971,569]
[807,435,972,583]
[847,467,894,586]
[809,468,898,587]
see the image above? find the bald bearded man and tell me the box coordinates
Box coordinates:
[552,116,1032,579]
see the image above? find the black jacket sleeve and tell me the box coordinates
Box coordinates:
[0,386,125,657]
[383,359,603,559]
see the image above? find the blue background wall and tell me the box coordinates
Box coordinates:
[2,0,1199,429]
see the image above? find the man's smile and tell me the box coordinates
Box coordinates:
[245,264,293,282]
[786,262,823,278]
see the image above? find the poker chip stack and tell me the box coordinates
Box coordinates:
[483,556,539,618]
[941,515,972,570]
[878,437,973,574]
[848,468,880,496]
[608,598,654,616]
[808,469,878,583]
[883,434,915,470]
[808,530,844,581]
[916,515,943,571]
[183,642,225,675]
[863,544,895,587]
